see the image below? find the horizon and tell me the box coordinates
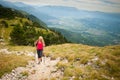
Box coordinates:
[2,0,120,13]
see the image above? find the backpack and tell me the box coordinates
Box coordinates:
[35,40,38,46]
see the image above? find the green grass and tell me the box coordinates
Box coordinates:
[0,53,33,78]
[0,18,32,42]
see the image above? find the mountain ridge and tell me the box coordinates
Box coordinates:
[0,5,68,46]
[0,0,120,46]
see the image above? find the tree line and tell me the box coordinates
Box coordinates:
[10,24,68,46]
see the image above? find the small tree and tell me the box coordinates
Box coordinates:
[0,21,8,28]
[10,24,26,45]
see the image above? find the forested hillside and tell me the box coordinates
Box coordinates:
[0,5,68,46]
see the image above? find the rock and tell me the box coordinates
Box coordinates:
[62,59,68,63]
[80,64,85,67]
[51,68,57,73]
[0,38,4,42]
[111,77,114,80]
[91,56,99,62]
[0,49,8,53]
[87,61,92,65]
[27,52,34,56]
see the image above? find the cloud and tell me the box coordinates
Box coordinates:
[4,0,120,13]
[101,0,117,4]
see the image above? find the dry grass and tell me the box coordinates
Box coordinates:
[0,43,35,78]
[0,53,33,78]
[0,42,119,79]
[7,45,36,52]
[44,43,120,80]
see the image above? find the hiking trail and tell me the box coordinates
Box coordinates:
[0,48,63,80]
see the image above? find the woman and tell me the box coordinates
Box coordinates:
[34,36,45,64]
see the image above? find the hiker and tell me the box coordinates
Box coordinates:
[34,36,45,64]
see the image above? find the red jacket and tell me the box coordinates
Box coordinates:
[36,41,43,50]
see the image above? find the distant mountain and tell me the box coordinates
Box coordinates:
[0,0,52,26]
[1,0,120,46]
[0,0,16,8]
[34,6,120,46]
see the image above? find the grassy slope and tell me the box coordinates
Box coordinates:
[0,17,31,42]
[0,17,67,46]
[0,53,33,78]
[0,17,48,41]
[0,43,119,79]
[44,43,120,80]
[0,44,35,78]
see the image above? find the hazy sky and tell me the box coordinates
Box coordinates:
[4,0,120,13]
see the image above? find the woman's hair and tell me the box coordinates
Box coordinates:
[39,36,43,40]
[34,36,45,46]
[38,36,44,43]
[38,36,45,46]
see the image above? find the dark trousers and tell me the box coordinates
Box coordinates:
[37,49,43,58]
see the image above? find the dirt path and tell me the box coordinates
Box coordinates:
[27,57,61,80]
[0,52,62,80]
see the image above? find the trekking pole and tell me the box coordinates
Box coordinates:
[35,51,38,64]
[43,52,45,64]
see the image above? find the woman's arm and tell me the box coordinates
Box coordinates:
[42,38,45,47]
[34,40,38,46]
